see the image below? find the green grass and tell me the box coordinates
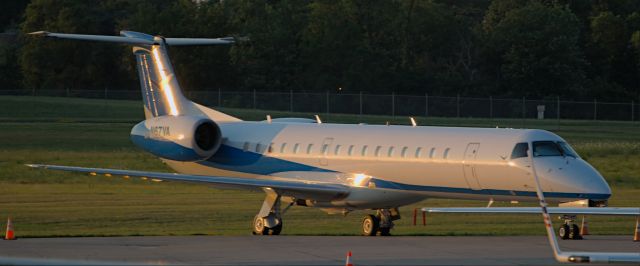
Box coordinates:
[0,96,638,237]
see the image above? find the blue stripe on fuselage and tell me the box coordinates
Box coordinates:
[199,144,335,175]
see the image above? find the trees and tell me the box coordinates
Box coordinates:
[8,0,640,101]
[482,2,585,97]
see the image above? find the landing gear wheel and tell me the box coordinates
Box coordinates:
[362,214,379,236]
[559,224,570,240]
[253,215,269,235]
[570,224,582,240]
[253,215,282,235]
[379,227,391,236]
[269,220,282,235]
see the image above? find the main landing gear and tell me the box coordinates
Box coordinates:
[252,189,292,235]
[558,215,582,240]
[362,208,401,236]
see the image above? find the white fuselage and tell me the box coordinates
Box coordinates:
[163,121,611,211]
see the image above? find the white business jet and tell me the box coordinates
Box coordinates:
[27,31,638,236]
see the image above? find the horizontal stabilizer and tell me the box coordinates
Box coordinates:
[422,207,640,216]
[29,31,236,46]
[29,31,154,45]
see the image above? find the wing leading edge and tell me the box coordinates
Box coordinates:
[26,164,349,201]
[422,207,640,216]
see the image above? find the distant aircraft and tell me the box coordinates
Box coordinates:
[27,31,639,236]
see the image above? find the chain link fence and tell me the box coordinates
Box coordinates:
[1,89,638,121]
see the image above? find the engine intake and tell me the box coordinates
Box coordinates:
[130,115,222,161]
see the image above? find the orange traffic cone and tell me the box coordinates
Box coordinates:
[580,216,589,236]
[5,217,15,240]
[633,217,639,242]
[345,251,353,266]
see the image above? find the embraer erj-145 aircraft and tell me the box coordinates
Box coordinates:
[27,31,639,237]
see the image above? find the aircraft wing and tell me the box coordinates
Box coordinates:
[26,164,349,201]
[422,207,640,216]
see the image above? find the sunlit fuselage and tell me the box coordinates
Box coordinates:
[163,121,611,210]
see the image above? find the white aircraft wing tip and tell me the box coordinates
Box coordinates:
[28,31,50,36]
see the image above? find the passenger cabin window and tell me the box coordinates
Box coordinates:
[510,143,528,159]
[374,146,382,157]
[429,148,436,158]
[280,143,287,153]
[401,146,408,158]
[255,143,262,153]
[415,147,422,158]
[388,146,395,157]
[322,144,329,155]
[243,142,249,152]
[293,143,300,154]
[361,145,369,156]
[533,141,563,157]
[348,145,355,156]
[443,148,450,159]
[268,143,274,153]
[334,145,341,156]
[307,144,314,154]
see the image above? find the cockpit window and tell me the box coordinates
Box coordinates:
[533,141,563,157]
[510,142,529,159]
[557,141,578,158]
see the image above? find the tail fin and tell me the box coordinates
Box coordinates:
[29,30,241,121]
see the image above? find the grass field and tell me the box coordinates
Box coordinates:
[0,95,639,237]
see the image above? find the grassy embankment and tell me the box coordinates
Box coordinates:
[0,96,638,237]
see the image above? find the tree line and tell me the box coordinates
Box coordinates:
[2,0,640,101]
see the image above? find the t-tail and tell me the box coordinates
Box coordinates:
[30,30,242,162]
[28,30,240,121]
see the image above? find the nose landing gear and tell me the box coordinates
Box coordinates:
[558,215,582,240]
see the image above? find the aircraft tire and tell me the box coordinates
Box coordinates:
[269,220,282,235]
[570,224,582,240]
[379,227,391,236]
[559,224,570,240]
[252,215,269,235]
[362,214,379,236]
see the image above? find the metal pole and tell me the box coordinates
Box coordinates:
[391,92,395,117]
[218,88,221,107]
[522,96,526,128]
[425,93,429,117]
[557,96,560,120]
[456,94,460,118]
[253,89,256,109]
[359,91,363,116]
[593,99,597,120]
[289,90,293,112]
[326,90,329,115]
[489,95,493,119]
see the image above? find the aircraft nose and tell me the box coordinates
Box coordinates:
[575,160,611,200]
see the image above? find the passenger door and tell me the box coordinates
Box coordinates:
[463,143,482,190]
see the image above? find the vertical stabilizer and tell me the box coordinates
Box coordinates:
[123,31,189,118]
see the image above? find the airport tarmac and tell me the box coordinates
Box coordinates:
[0,235,638,265]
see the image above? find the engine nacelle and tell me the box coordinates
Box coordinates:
[130,115,222,161]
